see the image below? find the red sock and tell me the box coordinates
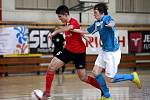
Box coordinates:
[87,75,104,96]
[46,70,54,96]
[87,75,100,89]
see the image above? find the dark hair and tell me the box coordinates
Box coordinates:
[56,5,69,15]
[94,3,108,15]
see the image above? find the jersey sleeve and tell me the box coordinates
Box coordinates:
[87,21,97,34]
[70,18,80,29]
[103,15,114,25]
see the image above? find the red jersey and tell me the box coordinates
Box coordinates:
[64,18,86,53]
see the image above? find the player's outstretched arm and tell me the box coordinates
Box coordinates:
[48,25,73,39]
[71,29,89,34]
[52,26,71,36]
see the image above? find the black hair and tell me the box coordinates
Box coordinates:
[94,3,108,15]
[56,5,69,15]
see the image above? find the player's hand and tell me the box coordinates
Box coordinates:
[48,33,53,40]
[105,21,115,27]
[105,24,112,27]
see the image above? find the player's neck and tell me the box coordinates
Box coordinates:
[66,16,71,23]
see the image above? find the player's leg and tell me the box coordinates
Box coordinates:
[73,52,104,97]
[93,65,111,99]
[55,68,60,74]
[107,72,142,89]
[33,56,65,100]
[93,51,111,100]
[61,65,66,73]
[41,49,70,100]
[87,73,101,90]
[104,49,142,89]
[76,68,101,90]
[105,48,132,82]
[45,57,65,97]
[53,53,60,74]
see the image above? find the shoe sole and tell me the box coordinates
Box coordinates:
[99,96,112,100]
[33,91,42,100]
[133,72,142,89]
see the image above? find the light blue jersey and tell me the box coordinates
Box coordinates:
[87,15,119,52]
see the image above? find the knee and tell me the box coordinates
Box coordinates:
[92,70,100,78]
[88,72,95,78]
[48,63,56,71]
[106,77,114,83]
[79,75,87,82]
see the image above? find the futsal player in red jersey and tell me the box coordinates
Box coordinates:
[34,5,103,100]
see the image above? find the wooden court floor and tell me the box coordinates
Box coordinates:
[0,70,150,100]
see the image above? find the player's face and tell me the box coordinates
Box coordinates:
[93,9,103,20]
[57,14,67,23]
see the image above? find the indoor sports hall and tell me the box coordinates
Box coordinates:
[0,0,150,100]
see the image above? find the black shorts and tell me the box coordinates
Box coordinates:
[55,49,86,69]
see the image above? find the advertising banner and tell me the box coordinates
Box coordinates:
[129,31,150,53]
[28,29,128,54]
[0,27,28,55]
[85,30,128,54]
[28,28,54,54]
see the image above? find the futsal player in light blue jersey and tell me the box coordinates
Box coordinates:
[73,3,142,100]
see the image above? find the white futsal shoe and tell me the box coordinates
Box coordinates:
[32,89,52,100]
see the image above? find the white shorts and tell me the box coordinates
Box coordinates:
[95,48,121,78]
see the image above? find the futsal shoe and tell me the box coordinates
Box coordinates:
[41,91,51,100]
[99,96,112,100]
[32,89,43,100]
[41,96,51,100]
[132,72,142,89]
[32,90,51,100]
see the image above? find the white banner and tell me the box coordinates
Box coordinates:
[84,30,128,54]
[0,27,28,55]
[27,29,128,55]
